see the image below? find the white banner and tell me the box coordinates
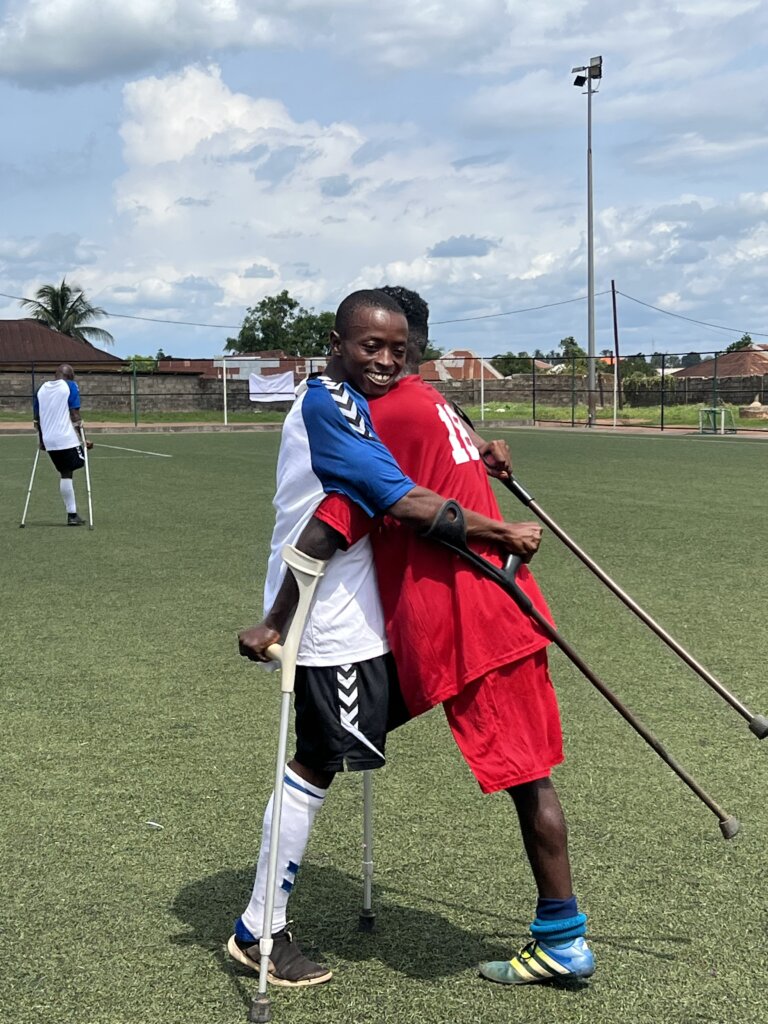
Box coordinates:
[248,370,295,402]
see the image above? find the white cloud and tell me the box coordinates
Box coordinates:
[3,0,766,88]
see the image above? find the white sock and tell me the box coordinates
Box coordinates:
[60,479,76,514]
[241,764,327,939]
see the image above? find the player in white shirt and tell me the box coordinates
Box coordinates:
[33,364,92,526]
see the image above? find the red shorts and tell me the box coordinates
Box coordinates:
[443,648,564,794]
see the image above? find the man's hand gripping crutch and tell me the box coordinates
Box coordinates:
[239,545,325,1024]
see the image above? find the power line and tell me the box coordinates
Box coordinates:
[3,283,766,340]
[617,290,768,339]
[432,292,609,325]
[1,287,605,331]
[0,290,242,330]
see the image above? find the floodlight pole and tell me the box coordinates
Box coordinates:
[572,56,602,428]
[586,71,596,427]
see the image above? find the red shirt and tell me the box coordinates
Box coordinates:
[317,375,552,715]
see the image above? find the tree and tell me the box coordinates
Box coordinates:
[650,353,681,369]
[681,352,702,368]
[558,336,587,373]
[491,351,534,375]
[225,290,334,357]
[421,343,444,361]
[726,333,752,353]
[156,348,170,360]
[621,352,654,376]
[20,278,115,347]
[127,354,157,373]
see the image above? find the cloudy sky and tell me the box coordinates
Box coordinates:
[0,0,766,359]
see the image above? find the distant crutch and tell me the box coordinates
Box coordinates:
[501,476,768,739]
[79,424,94,530]
[251,545,325,1024]
[19,447,41,528]
[359,770,375,931]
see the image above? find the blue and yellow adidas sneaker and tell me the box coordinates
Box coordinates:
[479,937,595,985]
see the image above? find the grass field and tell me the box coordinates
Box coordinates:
[2,428,767,1024]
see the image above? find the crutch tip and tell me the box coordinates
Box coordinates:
[249,995,271,1023]
[748,715,768,739]
[719,816,741,840]
[358,910,376,933]
[19,524,25,528]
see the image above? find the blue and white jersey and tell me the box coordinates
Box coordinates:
[265,376,415,666]
[34,379,80,451]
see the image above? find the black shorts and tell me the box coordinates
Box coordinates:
[48,446,85,474]
[294,652,410,772]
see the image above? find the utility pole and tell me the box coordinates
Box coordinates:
[572,56,603,427]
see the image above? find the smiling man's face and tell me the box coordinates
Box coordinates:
[330,306,408,397]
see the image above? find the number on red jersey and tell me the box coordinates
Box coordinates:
[436,403,480,465]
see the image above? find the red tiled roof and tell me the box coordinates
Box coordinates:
[674,350,768,378]
[0,319,122,367]
[419,349,502,382]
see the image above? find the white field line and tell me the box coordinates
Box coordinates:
[95,443,172,458]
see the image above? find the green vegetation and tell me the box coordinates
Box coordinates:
[0,408,287,424]
[464,401,767,431]
[20,278,115,347]
[226,289,334,356]
[2,429,767,1024]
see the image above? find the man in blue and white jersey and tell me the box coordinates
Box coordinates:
[33,363,91,526]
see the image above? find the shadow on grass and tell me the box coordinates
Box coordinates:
[171,862,516,986]
[170,860,690,1012]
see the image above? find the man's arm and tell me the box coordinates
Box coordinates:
[238,517,349,662]
[237,489,541,662]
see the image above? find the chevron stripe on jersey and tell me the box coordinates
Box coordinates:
[318,376,373,439]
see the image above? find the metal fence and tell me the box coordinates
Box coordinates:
[2,353,768,432]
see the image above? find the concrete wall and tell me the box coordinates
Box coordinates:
[2,368,766,415]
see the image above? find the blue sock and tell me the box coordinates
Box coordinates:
[530,896,587,947]
[235,916,258,944]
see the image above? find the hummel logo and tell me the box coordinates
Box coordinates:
[320,378,372,438]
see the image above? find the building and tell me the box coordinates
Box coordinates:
[674,349,768,378]
[0,319,123,370]
[419,349,503,382]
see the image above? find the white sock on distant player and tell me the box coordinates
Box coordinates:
[60,478,76,513]
[241,764,327,939]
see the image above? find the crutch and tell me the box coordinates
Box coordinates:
[79,423,94,530]
[19,447,41,528]
[501,476,768,738]
[358,770,375,931]
[424,500,741,841]
[250,545,325,1024]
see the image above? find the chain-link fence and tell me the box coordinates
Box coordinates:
[3,352,768,432]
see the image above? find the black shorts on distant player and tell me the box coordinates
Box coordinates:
[48,445,85,474]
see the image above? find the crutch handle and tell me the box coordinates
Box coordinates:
[504,554,523,579]
[265,643,283,663]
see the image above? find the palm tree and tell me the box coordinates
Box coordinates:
[20,278,114,347]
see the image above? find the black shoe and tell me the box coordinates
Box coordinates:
[227,928,332,987]
[67,513,85,526]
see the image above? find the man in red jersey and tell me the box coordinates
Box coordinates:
[243,287,594,986]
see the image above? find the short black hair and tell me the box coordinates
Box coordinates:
[380,285,429,351]
[334,289,405,338]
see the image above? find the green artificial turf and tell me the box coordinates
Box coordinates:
[1,428,767,1024]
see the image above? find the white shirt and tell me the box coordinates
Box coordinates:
[35,380,80,451]
[264,383,390,667]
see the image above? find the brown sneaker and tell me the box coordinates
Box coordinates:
[227,928,332,988]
